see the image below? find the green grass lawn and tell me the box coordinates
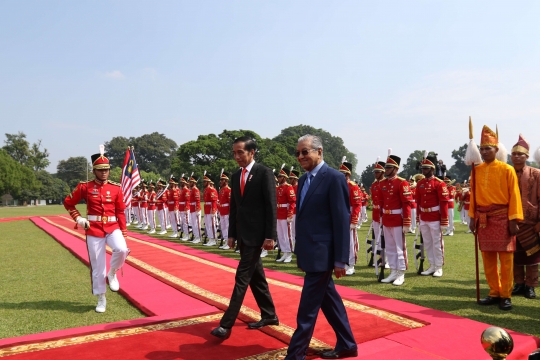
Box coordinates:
[0,204,73,218]
[128,212,540,339]
[0,220,144,339]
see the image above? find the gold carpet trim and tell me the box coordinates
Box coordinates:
[0,314,222,357]
[39,217,331,351]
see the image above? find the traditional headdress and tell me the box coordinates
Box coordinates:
[511,134,530,156]
[495,125,508,162]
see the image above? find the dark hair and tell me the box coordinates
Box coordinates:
[233,136,257,152]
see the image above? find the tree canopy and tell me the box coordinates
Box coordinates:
[56,157,91,190]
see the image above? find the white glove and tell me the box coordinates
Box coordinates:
[287,217,293,223]
[441,226,449,233]
[350,223,357,230]
[402,227,411,234]
[76,216,90,229]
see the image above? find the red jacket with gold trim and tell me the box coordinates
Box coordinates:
[276,183,296,220]
[219,186,231,216]
[379,176,413,228]
[415,176,449,226]
[348,180,362,225]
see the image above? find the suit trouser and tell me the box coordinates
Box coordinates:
[383,226,407,271]
[419,220,444,268]
[204,214,217,239]
[482,251,513,298]
[277,219,293,253]
[219,214,229,239]
[220,244,276,328]
[86,230,129,295]
[285,271,356,360]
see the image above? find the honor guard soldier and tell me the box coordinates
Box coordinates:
[138,180,149,230]
[360,185,369,223]
[202,173,219,246]
[189,175,202,243]
[462,183,472,232]
[379,150,413,286]
[371,159,386,257]
[339,159,361,275]
[156,180,168,234]
[167,177,180,238]
[63,146,130,313]
[416,153,450,277]
[408,176,417,233]
[289,168,299,246]
[179,176,191,240]
[147,181,157,234]
[218,171,232,249]
[131,186,140,226]
[443,177,457,236]
[275,165,296,263]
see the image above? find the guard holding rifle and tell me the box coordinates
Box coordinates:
[415,153,450,278]
[339,158,361,275]
[63,146,130,313]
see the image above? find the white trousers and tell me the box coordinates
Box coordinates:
[373,221,381,246]
[157,209,166,230]
[124,207,131,224]
[448,208,454,230]
[168,211,178,235]
[419,220,445,268]
[204,214,217,239]
[148,209,156,230]
[191,211,201,238]
[382,226,408,270]
[460,208,467,223]
[349,227,358,266]
[139,207,148,225]
[181,211,190,237]
[276,219,292,253]
[361,206,367,221]
[133,206,140,223]
[411,208,417,230]
[86,229,129,295]
[290,214,296,244]
[219,214,229,239]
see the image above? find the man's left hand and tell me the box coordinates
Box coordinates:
[334,266,346,279]
[509,220,519,235]
[263,239,275,250]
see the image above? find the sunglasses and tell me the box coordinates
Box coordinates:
[295,149,317,157]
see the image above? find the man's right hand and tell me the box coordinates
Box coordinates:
[76,216,90,230]
[227,237,235,249]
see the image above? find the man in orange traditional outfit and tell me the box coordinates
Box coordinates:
[469,125,523,310]
[510,134,540,299]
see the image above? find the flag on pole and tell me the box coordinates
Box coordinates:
[121,147,141,206]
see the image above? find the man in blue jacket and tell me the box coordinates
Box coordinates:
[285,134,357,360]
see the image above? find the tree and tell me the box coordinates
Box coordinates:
[447,143,471,182]
[398,150,436,180]
[56,157,91,190]
[103,136,131,168]
[3,132,30,165]
[272,125,357,177]
[0,149,40,202]
[28,140,50,172]
[35,171,70,203]
[360,164,375,192]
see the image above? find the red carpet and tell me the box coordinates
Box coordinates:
[0,216,32,222]
[1,215,537,360]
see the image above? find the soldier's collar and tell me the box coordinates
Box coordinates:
[94,178,107,185]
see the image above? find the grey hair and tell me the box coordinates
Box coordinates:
[298,134,323,158]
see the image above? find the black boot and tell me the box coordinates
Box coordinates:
[525,286,536,299]
[512,283,525,295]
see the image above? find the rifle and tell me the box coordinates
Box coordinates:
[365,221,374,266]
[413,227,425,274]
[376,230,386,282]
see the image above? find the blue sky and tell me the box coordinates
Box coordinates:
[2,1,540,173]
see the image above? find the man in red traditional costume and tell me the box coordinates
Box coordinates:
[510,134,540,299]
[63,146,130,313]
[469,125,523,310]
[339,160,361,275]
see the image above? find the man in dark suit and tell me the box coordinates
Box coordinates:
[285,134,357,360]
[210,136,279,340]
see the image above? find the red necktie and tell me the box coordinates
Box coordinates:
[240,168,247,195]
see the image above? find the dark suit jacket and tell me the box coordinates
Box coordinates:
[295,162,350,272]
[229,162,277,247]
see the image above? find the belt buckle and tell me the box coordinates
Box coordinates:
[102,216,108,224]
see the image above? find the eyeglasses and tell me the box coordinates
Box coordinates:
[295,149,317,157]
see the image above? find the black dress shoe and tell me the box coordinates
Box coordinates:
[525,286,536,299]
[247,316,279,329]
[210,326,231,340]
[320,348,358,359]
[478,296,500,305]
[512,283,525,295]
[499,298,512,311]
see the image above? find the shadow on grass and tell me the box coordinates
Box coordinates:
[0,300,92,313]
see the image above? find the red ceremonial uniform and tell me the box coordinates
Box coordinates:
[370,180,382,223]
[348,181,362,224]
[132,193,139,208]
[203,187,218,214]
[190,186,201,212]
[361,190,368,206]
[276,183,296,220]
[410,187,417,209]
[291,184,298,215]
[178,186,189,211]
[415,176,450,226]
[139,190,148,209]
[463,190,471,211]
[446,185,456,209]
[379,176,413,227]
[219,185,231,216]
[147,190,157,210]
[167,187,179,211]
[156,190,167,210]
[64,179,127,237]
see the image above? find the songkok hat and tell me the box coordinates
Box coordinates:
[511,134,530,156]
[421,155,437,169]
[373,161,386,172]
[480,125,498,147]
[289,169,300,179]
[339,161,353,174]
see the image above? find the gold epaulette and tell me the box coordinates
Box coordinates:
[348,180,357,186]
[108,180,121,186]
[434,177,444,183]
[78,180,92,184]
[397,176,406,181]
